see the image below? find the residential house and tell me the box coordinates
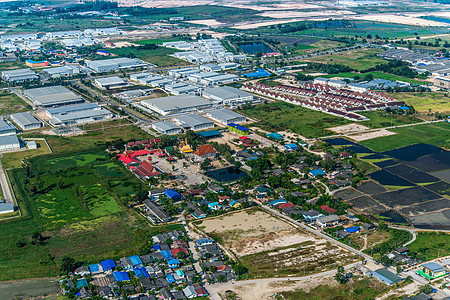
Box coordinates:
[316,215,340,228]
[302,210,324,222]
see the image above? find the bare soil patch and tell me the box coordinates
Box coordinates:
[347,129,396,141]
[329,123,370,134]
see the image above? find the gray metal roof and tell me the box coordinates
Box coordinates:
[53,108,112,122]
[175,114,213,127]
[46,103,100,116]
[1,68,36,76]
[317,214,340,223]
[95,76,126,85]
[153,121,181,132]
[0,134,19,146]
[141,95,211,113]
[0,119,16,132]
[203,86,251,100]
[24,85,82,106]
[10,112,41,127]
[207,109,245,121]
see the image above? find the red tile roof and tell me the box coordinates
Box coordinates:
[170,247,188,257]
[320,205,337,214]
[194,144,217,157]
[278,202,295,210]
[118,155,137,165]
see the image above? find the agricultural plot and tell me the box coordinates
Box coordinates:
[385,163,440,184]
[348,196,387,214]
[390,92,450,114]
[307,48,387,71]
[369,169,415,188]
[371,186,442,207]
[356,181,388,195]
[106,46,188,68]
[400,198,450,218]
[333,188,363,201]
[193,209,356,277]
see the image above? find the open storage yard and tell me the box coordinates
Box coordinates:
[193,208,356,278]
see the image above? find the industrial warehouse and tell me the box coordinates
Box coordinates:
[10,112,42,131]
[85,58,146,72]
[140,95,212,116]
[205,109,247,125]
[1,68,38,82]
[202,86,254,105]
[24,85,84,107]
[48,107,113,126]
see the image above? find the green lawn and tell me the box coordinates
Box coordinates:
[360,122,450,152]
[135,38,180,45]
[107,45,189,68]
[407,232,450,261]
[390,92,450,114]
[2,139,52,169]
[0,147,182,281]
[239,101,353,138]
[321,71,427,85]
[307,48,387,71]
[359,111,420,128]
[0,92,32,115]
[239,102,425,139]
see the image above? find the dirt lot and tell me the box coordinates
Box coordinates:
[185,19,225,26]
[258,9,355,19]
[194,209,356,277]
[329,123,370,134]
[346,129,396,142]
[350,14,449,27]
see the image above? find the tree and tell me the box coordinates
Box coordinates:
[200,159,211,171]
[57,177,64,189]
[177,251,187,259]
[61,256,81,273]
[334,266,347,284]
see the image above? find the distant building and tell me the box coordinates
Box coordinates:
[152,121,182,135]
[48,109,113,126]
[1,68,38,82]
[94,76,128,89]
[24,86,83,107]
[25,60,49,68]
[0,135,20,151]
[316,215,340,228]
[419,262,447,279]
[46,103,102,118]
[86,58,146,72]
[173,114,215,131]
[434,77,450,89]
[206,109,246,125]
[10,112,42,131]
[42,65,87,78]
[140,95,212,116]
[202,86,253,105]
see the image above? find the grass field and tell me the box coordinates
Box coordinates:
[307,48,387,71]
[0,148,182,281]
[106,46,188,68]
[390,92,450,114]
[240,102,424,139]
[0,92,32,115]
[407,232,450,261]
[321,71,427,85]
[279,277,390,300]
[2,139,52,169]
[360,122,450,152]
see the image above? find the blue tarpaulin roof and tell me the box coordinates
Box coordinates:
[133,267,149,278]
[164,189,182,200]
[89,264,101,273]
[166,274,175,283]
[113,271,130,282]
[284,143,298,150]
[399,105,410,110]
[269,199,287,206]
[101,259,116,271]
[228,123,249,132]
[129,255,143,266]
[153,244,161,250]
[243,68,271,78]
[161,250,174,260]
[267,132,283,140]
[77,279,88,288]
[345,226,360,233]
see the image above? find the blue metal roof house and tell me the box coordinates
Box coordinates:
[266,132,283,140]
[197,238,214,246]
[161,250,174,260]
[76,279,88,289]
[133,267,149,278]
[243,69,271,78]
[100,259,116,272]
[269,199,287,206]
[113,271,130,282]
[197,130,222,139]
[129,255,143,267]
[166,274,176,283]
[164,189,182,200]
[167,259,180,268]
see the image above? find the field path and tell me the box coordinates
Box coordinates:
[0,155,13,204]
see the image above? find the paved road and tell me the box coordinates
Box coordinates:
[0,155,13,204]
